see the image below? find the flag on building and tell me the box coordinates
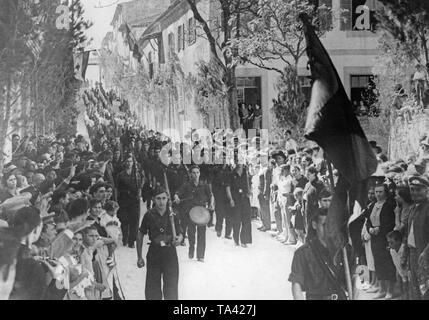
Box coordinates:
[299,13,378,259]
[74,51,90,82]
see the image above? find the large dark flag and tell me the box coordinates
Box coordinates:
[299,14,378,259]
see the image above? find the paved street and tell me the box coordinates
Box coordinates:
[115,220,294,300]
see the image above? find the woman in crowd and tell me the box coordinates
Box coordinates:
[393,186,413,234]
[361,187,377,291]
[0,173,20,204]
[365,183,397,299]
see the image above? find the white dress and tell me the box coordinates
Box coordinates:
[361,219,375,271]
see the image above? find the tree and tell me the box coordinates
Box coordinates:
[99,48,196,132]
[0,0,92,166]
[271,66,307,141]
[31,0,92,137]
[228,0,332,134]
[0,0,44,162]
[186,0,254,130]
[376,0,429,72]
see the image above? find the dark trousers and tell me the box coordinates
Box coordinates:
[214,188,232,236]
[231,196,252,245]
[145,245,179,300]
[258,194,271,230]
[409,248,422,300]
[179,210,190,239]
[118,203,139,246]
[188,223,206,259]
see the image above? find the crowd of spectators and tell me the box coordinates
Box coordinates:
[1,80,428,300]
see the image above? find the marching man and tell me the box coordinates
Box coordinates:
[136,187,183,300]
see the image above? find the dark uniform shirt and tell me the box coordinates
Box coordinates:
[226,167,250,202]
[211,165,229,191]
[176,181,212,214]
[116,169,142,205]
[288,238,344,297]
[166,164,189,195]
[139,208,182,245]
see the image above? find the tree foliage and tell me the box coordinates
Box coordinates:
[228,0,332,136]
[0,0,92,160]
[185,0,249,129]
[376,0,429,71]
[99,49,197,130]
[229,0,332,74]
[271,66,307,141]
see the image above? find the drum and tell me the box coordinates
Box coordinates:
[189,206,210,226]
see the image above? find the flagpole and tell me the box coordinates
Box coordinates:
[325,156,354,300]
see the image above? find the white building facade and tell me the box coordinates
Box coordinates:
[110,0,383,136]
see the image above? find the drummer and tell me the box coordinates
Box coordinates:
[136,186,183,300]
[173,165,214,263]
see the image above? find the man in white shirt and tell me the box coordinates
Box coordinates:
[270,151,287,237]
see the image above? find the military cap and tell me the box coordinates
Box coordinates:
[408,176,429,188]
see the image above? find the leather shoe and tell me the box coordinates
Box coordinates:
[128,243,135,249]
[241,243,247,248]
[216,231,222,237]
[225,235,232,240]
[197,258,204,263]
[188,251,194,259]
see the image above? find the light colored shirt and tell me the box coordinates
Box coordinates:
[100,212,121,243]
[413,70,426,81]
[370,201,385,227]
[285,138,298,153]
[408,219,416,248]
[271,166,282,188]
[390,244,409,281]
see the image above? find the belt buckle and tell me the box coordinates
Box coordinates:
[331,294,338,300]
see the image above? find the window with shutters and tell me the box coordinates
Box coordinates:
[188,17,196,45]
[178,25,183,52]
[181,23,186,50]
[148,52,154,79]
[168,32,175,59]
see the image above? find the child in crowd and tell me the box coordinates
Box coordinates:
[289,188,305,248]
[100,201,121,267]
[386,230,409,300]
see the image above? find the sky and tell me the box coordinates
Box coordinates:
[82,0,129,49]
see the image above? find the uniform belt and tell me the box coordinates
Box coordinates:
[149,240,172,247]
[306,293,340,300]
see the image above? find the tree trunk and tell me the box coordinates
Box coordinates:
[226,67,238,130]
[0,75,12,170]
